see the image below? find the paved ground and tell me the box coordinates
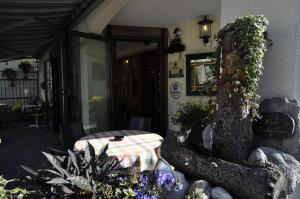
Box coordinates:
[0,122,62,180]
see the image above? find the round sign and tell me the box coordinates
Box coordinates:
[170,81,182,99]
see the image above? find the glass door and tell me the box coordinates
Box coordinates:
[69,32,111,134]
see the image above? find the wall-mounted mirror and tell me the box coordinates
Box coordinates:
[186,52,218,96]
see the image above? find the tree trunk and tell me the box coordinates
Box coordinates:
[162,141,287,199]
[212,32,253,162]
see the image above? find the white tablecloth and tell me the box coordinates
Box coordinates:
[74,130,164,171]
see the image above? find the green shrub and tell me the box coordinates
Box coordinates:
[171,101,213,132]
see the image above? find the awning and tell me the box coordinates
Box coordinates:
[0,0,103,61]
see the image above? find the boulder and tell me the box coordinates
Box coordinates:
[255,97,300,160]
[259,147,300,193]
[248,148,267,167]
[211,187,233,199]
[166,171,190,199]
[202,124,213,151]
[253,112,295,138]
[188,180,212,199]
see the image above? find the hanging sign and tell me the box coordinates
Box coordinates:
[170,81,182,99]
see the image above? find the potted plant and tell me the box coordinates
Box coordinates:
[2,68,17,87]
[171,101,213,152]
[18,61,32,79]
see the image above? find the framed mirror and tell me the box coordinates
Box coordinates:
[186,52,218,96]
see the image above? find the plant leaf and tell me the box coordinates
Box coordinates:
[46,177,70,184]
[44,169,63,177]
[68,176,92,192]
[84,141,95,164]
[61,185,74,194]
[20,165,38,176]
[68,150,80,175]
[42,152,70,178]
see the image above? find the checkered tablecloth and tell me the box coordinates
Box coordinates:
[74,130,164,171]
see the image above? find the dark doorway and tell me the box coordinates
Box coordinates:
[109,26,168,136]
[115,41,159,131]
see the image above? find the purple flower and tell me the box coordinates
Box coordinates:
[138,174,149,187]
[156,170,176,190]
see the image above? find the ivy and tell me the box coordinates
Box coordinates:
[213,15,272,119]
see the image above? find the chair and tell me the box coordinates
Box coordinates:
[128,116,151,131]
[49,122,85,155]
[60,122,85,151]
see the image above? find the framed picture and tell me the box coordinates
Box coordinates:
[186,52,218,96]
[168,60,184,78]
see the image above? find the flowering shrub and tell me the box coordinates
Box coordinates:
[102,169,176,199]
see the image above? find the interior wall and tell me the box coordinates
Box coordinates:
[167,16,220,131]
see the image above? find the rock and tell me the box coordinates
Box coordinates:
[188,180,212,199]
[259,147,300,193]
[202,124,213,151]
[176,129,191,143]
[211,187,233,199]
[255,97,300,160]
[166,171,190,199]
[253,112,295,138]
[248,148,267,167]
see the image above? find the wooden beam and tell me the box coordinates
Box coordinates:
[34,16,63,31]
[0,0,81,4]
[0,3,80,8]
[0,9,74,16]
[0,17,34,33]
[0,44,24,54]
[0,56,33,63]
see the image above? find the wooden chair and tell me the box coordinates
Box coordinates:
[49,122,85,155]
[128,116,151,131]
[60,122,85,151]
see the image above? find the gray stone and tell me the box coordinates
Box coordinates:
[256,97,300,160]
[259,147,300,193]
[248,148,267,167]
[211,187,233,199]
[253,112,295,138]
[176,129,191,143]
[202,124,213,151]
[188,180,212,199]
[166,171,190,199]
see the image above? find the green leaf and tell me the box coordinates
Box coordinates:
[46,177,70,184]
[42,152,70,178]
[68,176,92,192]
[68,150,80,175]
[20,165,38,177]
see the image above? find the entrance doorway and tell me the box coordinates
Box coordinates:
[63,26,168,136]
[115,41,159,131]
[109,25,168,135]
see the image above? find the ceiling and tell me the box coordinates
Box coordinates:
[0,0,102,61]
[110,0,221,27]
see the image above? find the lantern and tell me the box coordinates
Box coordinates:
[198,16,213,45]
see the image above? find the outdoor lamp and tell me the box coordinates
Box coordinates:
[198,16,213,45]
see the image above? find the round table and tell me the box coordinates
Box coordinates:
[74,130,164,171]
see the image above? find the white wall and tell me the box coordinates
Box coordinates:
[168,16,220,130]
[221,0,300,101]
[221,1,300,198]
[75,0,130,34]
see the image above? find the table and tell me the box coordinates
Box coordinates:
[74,130,164,171]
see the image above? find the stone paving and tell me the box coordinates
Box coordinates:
[0,122,62,179]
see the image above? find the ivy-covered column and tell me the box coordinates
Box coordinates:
[212,16,271,162]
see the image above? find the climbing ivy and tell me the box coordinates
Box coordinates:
[213,15,272,119]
